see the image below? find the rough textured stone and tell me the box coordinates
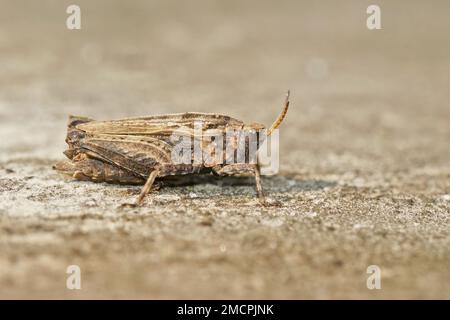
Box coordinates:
[0,0,449,299]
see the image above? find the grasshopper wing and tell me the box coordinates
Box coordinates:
[75,112,244,136]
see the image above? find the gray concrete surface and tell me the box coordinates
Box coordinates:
[0,0,449,299]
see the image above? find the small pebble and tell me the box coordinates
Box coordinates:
[189,192,199,198]
[353,177,365,187]
[261,218,284,227]
[305,211,318,218]
[199,216,214,226]
[155,194,181,202]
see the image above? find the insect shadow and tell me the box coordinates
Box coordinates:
[156,173,336,195]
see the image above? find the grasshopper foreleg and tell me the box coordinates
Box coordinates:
[213,163,267,205]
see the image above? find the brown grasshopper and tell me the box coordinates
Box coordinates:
[54,91,290,206]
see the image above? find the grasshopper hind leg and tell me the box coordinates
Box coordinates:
[135,167,161,205]
[54,157,145,185]
[54,156,162,207]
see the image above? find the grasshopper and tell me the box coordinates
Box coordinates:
[54,91,290,206]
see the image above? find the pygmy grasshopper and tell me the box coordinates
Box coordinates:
[54,92,290,206]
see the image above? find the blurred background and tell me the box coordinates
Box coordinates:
[0,0,449,299]
[1,0,449,169]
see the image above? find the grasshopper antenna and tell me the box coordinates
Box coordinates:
[267,90,290,136]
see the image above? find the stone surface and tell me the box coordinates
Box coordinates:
[0,0,449,298]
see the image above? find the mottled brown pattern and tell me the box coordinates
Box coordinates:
[55,100,288,205]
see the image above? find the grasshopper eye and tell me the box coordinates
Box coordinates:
[66,129,85,145]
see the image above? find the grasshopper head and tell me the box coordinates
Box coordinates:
[64,115,94,159]
[68,115,94,128]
